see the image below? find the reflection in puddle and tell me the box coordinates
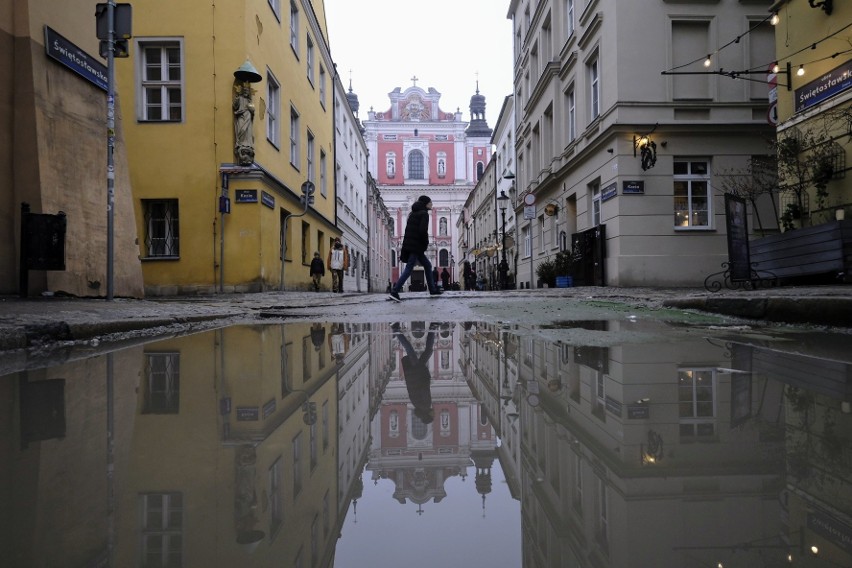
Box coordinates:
[1,320,850,567]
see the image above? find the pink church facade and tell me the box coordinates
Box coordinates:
[362,81,493,289]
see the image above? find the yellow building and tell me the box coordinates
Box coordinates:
[118,0,338,295]
[1,0,144,297]
[771,0,851,223]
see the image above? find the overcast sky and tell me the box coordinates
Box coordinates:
[324,0,515,130]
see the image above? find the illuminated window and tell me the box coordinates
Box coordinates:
[673,160,711,228]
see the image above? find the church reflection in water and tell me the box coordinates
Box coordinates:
[2,319,850,567]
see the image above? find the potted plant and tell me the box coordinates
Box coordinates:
[535,257,556,288]
[553,249,576,287]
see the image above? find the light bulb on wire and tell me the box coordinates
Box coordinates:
[703,55,712,68]
[770,13,779,26]
[797,65,805,77]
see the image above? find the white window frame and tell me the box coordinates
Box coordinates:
[591,180,601,226]
[266,70,280,147]
[588,52,600,120]
[290,106,300,167]
[319,65,326,108]
[268,0,280,21]
[566,0,575,37]
[523,224,531,258]
[678,368,717,438]
[674,159,712,229]
[306,130,315,183]
[289,0,299,54]
[319,150,327,197]
[137,39,184,122]
[567,86,576,142]
[140,493,183,567]
[306,34,314,84]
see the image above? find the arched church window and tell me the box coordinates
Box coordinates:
[439,249,449,266]
[408,150,425,180]
[439,217,448,236]
[476,161,484,181]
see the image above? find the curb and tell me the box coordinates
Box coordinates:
[663,297,852,327]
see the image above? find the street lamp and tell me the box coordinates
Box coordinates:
[497,191,510,289]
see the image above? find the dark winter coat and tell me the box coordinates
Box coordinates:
[400,201,430,254]
[309,257,325,276]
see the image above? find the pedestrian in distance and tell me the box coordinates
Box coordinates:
[433,267,440,289]
[463,261,473,291]
[388,195,442,301]
[309,252,325,292]
[440,267,450,290]
[327,237,349,293]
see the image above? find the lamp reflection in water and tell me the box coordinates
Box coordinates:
[640,429,664,465]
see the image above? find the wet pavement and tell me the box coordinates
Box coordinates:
[1,285,850,355]
[2,312,850,567]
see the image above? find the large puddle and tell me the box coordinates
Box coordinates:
[2,318,850,568]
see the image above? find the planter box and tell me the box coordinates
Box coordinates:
[751,220,852,282]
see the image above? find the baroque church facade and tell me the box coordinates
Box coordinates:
[362,79,494,290]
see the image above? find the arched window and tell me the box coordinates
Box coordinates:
[439,217,448,235]
[408,150,425,179]
[439,249,449,266]
[476,161,485,181]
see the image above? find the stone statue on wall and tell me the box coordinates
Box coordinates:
[233,83,255,165]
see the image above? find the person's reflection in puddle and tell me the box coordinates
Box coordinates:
[393,322,437,425]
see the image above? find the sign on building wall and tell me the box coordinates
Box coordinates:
[795,59,852,113]
[44,26,108,91]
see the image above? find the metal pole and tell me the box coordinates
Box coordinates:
[106,0,116,300]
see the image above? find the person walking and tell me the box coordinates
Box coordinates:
[392,322,437,424]
[309,252,325,292]
[440,267,450,290]
[389,196,441,301]
[463,261,473,291]
[327,237,349,293]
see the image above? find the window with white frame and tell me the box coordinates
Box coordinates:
[678,368,716,438]
[268,0,280,20]
[523,225,531,258]
[292,431,302,496]
[268,458,283,535]
[319,150,327,197]
[267,71,280,147]
[408,150,425,179]
[319,65,326,107]
[538,215,545,253]
[140,493,183,567]
[572,452,583,514]
[590,180,601,226]
[138,41,183,121]
[306,131,315,182]
[567,86,576,142]
[306,34,314,84]
[674,160,711,228]
[289,1,299,53]
[588,52,600,120]
[143,199,179,257]
[596,476,609,549]
[143,352,180,414]
[566,0,575,37]
[290,107,300,167]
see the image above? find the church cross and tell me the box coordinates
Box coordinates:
[411,75,418,87]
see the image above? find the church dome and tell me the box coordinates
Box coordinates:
[346,80,360,115]
[465,81,492,138]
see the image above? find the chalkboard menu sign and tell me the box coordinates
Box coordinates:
[725,194,751,282]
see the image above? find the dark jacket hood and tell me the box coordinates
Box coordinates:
[410,200,427,213]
